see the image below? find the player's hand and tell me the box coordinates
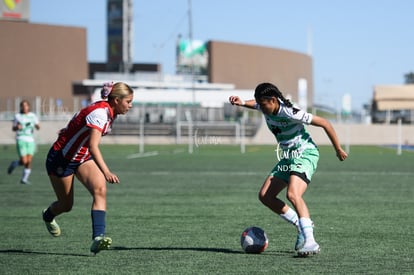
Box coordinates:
[229,96,242,106]
[336,148,348,161]
[104,171,120,184]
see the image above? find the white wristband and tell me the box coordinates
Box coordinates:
[240,100,246,106]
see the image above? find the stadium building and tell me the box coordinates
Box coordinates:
[2,1,414,147]
[371,85,414,123]
[0,0,313,119]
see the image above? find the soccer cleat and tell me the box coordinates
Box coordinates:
[90,235,112,254]
[42,209,61,237]
[297,242,320,257]
[294,231,305,251]
[20,180,31,185]
[7,161,18,174]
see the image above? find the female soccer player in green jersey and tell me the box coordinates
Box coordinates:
[229,82,348,256]
[8,100,40,184]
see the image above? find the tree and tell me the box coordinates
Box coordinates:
[404,72,414,84]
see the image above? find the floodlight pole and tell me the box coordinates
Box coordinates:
[188,0,195,153]
[188,0,195,106]
[188,0,194,81]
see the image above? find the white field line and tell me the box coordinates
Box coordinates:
[126,151,159,159]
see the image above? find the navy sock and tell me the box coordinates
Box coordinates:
[91,210,106,239]
[43,207,55,222]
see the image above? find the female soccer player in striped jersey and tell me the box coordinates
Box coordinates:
[42,82,134,254]
[229,82,348,256]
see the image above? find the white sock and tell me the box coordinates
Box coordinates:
[299,217,315,243]
[22,168,31,182]
[280,207,300,232]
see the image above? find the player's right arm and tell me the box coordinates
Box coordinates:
[229,96,257,109]
[12,123,22,131]
[11,116,22,131]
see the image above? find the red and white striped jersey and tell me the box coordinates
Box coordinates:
[52,101,115,162]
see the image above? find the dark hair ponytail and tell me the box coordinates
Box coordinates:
[254,82,294,108]
[101,82,114,100]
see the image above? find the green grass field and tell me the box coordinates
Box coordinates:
[0,144,413,274]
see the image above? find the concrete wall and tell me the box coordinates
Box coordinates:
[251,119,414,146]
[1,120,413,146]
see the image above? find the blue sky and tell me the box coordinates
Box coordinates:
[30,0,414,111]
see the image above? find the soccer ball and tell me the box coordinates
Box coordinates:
[240,226,269,253]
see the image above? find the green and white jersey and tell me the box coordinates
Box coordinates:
[13,112,39,142]
[256,101,317,152]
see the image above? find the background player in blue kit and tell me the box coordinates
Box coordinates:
[229,82,348,256]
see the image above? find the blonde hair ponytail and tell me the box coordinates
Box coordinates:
[101,82,133,100]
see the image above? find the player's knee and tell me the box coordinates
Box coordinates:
[93,186,107,198]
[258,191,270,206]
[60,201,73,212]
[286,191,300,205]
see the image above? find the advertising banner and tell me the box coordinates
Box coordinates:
[0,0,30,21]
[176,39,208,75]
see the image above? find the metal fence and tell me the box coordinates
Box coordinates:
[0,96,86,121]
[5,96,408,126]
[0,97,263,141]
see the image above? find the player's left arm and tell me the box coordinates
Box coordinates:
[310,115,348,161]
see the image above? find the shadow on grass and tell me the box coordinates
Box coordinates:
[0,247,293,257]
[0,249,90,257]
[112,246,243,254]
[111,246,293,256]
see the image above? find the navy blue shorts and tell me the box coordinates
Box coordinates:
[45,148,91,177]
